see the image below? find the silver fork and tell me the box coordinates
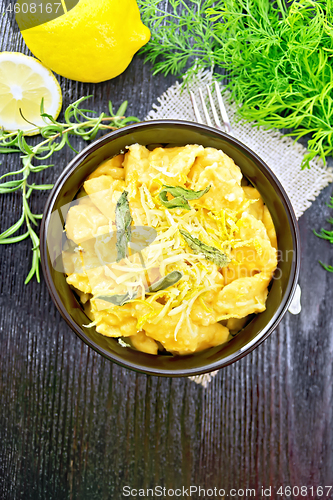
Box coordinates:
[190,81,234,137]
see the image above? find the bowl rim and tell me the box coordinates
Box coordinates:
[40,119,301,377]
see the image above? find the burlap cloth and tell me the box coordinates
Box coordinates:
[145,70,333,387]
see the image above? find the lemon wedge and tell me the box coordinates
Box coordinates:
[0,52,62,134]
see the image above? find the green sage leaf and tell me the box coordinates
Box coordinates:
[159,185,211,210]
[180,229,230,268]
[115,190,133,261]
[96,271,183,306]
[96,291,138,306]
[147,270,183,293]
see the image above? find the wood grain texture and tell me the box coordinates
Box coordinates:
[1,6,333,500]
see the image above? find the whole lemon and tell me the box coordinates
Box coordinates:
[17,0,150,83]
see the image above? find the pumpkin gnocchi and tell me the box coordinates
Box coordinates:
[63,144,278,355]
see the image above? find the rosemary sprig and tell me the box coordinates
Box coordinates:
[0,97,140,284]
[314,195,333,273]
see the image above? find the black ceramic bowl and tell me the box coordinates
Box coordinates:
[40,120,300,377]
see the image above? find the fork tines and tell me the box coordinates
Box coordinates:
[190,81,234,137]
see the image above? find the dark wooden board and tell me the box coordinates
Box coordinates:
[1,8,333,500]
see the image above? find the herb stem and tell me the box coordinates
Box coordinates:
[0,97,140,284]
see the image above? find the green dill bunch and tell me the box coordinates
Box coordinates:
[211,0,333,168]
[138,0,224,78]
[139,0,333,168]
